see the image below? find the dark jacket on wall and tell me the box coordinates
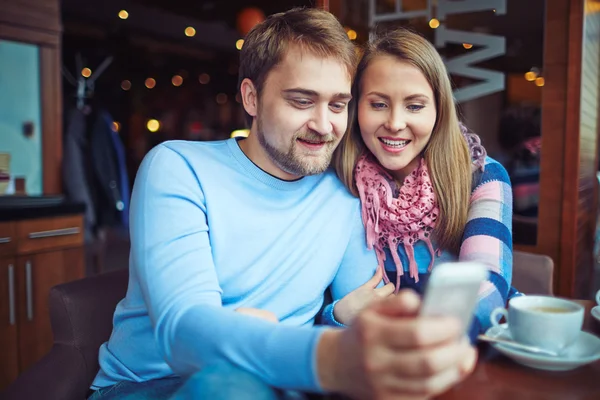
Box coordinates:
[62,107,129,242]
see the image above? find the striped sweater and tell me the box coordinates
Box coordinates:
[323,157,514,340]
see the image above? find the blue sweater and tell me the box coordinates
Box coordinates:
[92,139,378,392]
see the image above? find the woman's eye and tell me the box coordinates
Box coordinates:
[370,102,387,110]
[407,104,425,112]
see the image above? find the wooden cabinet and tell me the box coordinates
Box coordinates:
[0,214,84,390]
[0,256,19,389]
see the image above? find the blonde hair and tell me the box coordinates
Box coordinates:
[238,8,357,126]
[333,28,471,252]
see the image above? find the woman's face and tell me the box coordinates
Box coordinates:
[358,55,437,181]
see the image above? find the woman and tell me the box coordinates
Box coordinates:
[324,28,514,340]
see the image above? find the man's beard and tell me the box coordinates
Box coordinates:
[256,116,336,177]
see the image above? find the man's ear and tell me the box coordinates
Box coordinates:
[240,78,258,118]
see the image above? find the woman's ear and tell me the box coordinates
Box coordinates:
[240,78,258,118]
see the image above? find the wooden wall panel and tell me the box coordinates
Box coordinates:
[558,0,585,297]
[548,0,600,299]
[531,0,600,298]
[536,0,571,293]
[0,0,61,35]
[40,46,63,195]
[0,23,59,47]
[573,5,600,298]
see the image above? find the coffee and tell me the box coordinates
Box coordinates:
[528,306,572,314]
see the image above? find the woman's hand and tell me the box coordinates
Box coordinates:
[235,307,279,323]
[333,267,396,325]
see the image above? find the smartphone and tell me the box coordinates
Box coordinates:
[420,261,489,334]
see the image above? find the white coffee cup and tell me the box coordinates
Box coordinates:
[595,289,600,306]
[490,296,584,353]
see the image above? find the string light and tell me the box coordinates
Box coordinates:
[231,129,250,138]
[81,68,92,78]
[524,71,537,81]
[145,78,156,89]
[185,27,196,37]
[118,10,129,20]
[199,73,210,84]
[236,39,244,50]
[121,80,132,90]
[172,75,183,87]
[429,18,440,29]
[216,93,228,105]
[535,77,545,87]
[147,119,160,132]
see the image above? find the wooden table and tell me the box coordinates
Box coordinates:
[440,301,600,400]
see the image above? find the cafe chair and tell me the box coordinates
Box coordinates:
[512,250,554,295]
[1,269,129,400]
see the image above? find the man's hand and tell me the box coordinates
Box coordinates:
[235,307,279,323]
[318,290,477,400]
[334,267,396,325]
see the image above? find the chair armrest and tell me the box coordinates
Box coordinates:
[2,344,88,400]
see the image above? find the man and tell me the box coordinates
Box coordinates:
[89,8,476,400]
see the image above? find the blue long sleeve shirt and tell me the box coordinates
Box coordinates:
[92,138,378,392]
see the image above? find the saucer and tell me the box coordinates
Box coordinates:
[485,323,600,371]
[591,305,600,322]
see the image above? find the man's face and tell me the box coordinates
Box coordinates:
[252,47,352,179]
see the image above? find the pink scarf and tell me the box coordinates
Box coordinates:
[355,156,438,292]
[355,124,486,292]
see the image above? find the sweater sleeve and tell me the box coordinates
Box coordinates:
[321,206,379,327]
[129,144,327,392]
[460,160,513,340]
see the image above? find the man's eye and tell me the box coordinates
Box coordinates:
[293,99,312,107]
[330,103,348,112]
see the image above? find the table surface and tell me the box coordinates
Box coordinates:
[439,300,600,400]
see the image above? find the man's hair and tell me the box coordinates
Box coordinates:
[238,7,357,126]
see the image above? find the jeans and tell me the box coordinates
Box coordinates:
[88,362,313,400]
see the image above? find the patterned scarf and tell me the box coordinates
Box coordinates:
[356,156,438,292]
[355,124,486,292]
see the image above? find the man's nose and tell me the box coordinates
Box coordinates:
[307,106,333,136]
